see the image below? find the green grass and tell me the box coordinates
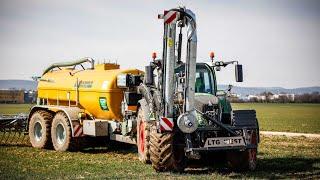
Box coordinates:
[0,136,319,179]
[0,104,33,114]
[232,103,320,134]
[1,103,319,133]
[0,103,319,178]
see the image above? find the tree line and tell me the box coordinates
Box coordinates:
[229,91,320,103]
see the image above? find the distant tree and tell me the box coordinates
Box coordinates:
[278,95,290,103]
[310,92,320,103]
[294,92,320,103]
[228,96,244,103]
[260,91,273,103]
[249,97,259,103]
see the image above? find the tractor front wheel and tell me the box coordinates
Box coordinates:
[137,107,150,164]
[226,148,257,171]
[149,131,186,172]
[227,130,258,171]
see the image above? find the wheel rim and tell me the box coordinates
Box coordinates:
[139,121,145,154]
[56,123,66,145]
[34,121,42,142]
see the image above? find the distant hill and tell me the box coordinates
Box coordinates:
[0,80,319,95]
[0,80,37,90]
[218,85,320,96]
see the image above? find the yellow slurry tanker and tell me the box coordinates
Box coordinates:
[38,61,142,120]
[27,7,259,172]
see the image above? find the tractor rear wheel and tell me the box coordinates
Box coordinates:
[51,112,75,151]
[29,110,53,149]
[149,131,186,172]
[137,107,150,164]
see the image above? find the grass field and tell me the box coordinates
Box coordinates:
[0,104,33,114]
[1,103,319,133]
[0,103,319,178]
[232,103,320,133]
[0,136,319,179]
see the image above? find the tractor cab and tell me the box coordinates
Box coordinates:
[175,63,217,95]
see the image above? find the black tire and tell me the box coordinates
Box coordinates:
[227,130,258,171]
[29,110,53,149]
[51,112,76,151]
[227,148,257,171]
[137,107,150,164]
[149,131,186,172]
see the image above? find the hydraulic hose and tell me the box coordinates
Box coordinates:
[137,83,154,113]
[168,8,197,41]
[42,57,95,75]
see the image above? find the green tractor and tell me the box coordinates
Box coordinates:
[132,7,259,171]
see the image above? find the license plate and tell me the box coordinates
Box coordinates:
[204,136,245,148]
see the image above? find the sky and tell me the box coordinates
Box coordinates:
[0,0,319,88]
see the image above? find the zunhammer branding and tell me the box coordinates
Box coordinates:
[74,80,93,88]
[204,136,245,148]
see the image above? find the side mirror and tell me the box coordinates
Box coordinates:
[235,64,243,82]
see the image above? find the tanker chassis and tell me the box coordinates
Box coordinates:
[27,7,259,172]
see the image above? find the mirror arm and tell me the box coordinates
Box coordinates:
[212,60,238,68]
[223,60,238,67]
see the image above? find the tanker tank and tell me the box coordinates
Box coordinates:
[37,62,143,121]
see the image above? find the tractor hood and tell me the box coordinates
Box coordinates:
[194,93,219,112]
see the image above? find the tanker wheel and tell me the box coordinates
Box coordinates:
[29,110,53,149]
[227,130,258,171]
[51,112,75,151]
[136,107,150,164]
[149,131,186,172]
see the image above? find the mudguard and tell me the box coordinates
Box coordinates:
[28,105,84,137]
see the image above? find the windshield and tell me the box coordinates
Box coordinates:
[175,63,214,94]
[195,65,213,94]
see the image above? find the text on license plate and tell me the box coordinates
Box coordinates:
[204,136,245,148]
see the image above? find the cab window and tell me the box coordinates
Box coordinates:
[195,66,213,94]
[175,64,214,94]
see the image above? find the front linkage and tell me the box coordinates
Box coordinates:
[184,110,259,170]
